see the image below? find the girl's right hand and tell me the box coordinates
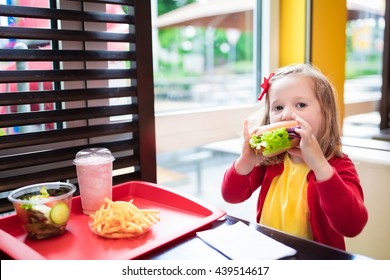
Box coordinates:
[233,119,265,175]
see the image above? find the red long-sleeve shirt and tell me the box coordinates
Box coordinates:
[221,155,368,250]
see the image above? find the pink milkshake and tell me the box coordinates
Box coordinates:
[73,148,115,215]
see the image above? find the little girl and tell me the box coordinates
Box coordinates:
[221,63,368,250]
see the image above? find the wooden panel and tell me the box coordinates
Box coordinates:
[133,0,157,183]
[0,0,155,214]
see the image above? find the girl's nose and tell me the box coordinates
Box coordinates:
[281,108,294,121]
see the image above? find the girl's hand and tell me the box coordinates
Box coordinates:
[234,120,265,175]
[289,113,333,181]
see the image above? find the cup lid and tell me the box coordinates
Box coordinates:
[73,147,115,165]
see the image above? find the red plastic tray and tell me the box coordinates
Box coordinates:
[0,181,226,260]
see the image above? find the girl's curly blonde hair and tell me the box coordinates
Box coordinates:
[256,63,343,165]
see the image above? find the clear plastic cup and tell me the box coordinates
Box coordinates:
[8,182,76,240]
[73,147,115,215]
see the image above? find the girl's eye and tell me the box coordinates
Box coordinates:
[275,105,283,111]
[297,103,307,109]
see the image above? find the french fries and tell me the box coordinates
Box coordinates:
[89,197,160,239]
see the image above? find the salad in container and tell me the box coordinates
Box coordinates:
[8,182,76,240]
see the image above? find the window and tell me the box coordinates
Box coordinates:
[152,0,258,155]
[343,0,387,140]
[152,0,259,211]
[152,0,390,207]
[154,0,256,114]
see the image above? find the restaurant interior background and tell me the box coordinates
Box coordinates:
[151,0,390,260]
[0,0,389,260]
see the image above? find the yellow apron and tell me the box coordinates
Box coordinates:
[260,155,313,240]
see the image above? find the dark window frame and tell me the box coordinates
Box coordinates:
[381,0,390,134]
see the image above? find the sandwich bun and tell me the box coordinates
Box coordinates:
[249,120,300,157]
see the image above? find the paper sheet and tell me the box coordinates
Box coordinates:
[196,221,297,259]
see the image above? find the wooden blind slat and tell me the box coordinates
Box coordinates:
[0,4,134,24]
[0,139,138,172]
[1,122,138,149]
[0,49,135,61]
[0,105,138,128]
[0,155,140,192]
[73,0,135,5]
[0,69,136,83]
[0,27,135,43]
[0,87,137,106]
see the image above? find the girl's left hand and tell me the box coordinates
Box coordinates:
[289,113,333,181]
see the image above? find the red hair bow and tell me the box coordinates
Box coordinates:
[258,72,275,101]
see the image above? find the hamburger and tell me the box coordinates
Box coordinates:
[249,120,301,157]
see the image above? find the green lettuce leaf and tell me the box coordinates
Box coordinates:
[249,127,291,156]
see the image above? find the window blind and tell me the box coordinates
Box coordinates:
[0,0,156,213]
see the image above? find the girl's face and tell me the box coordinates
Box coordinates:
[268,75,322,138]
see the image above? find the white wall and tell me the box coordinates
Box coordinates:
[343,145,390,260]
[155,105,258,153]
